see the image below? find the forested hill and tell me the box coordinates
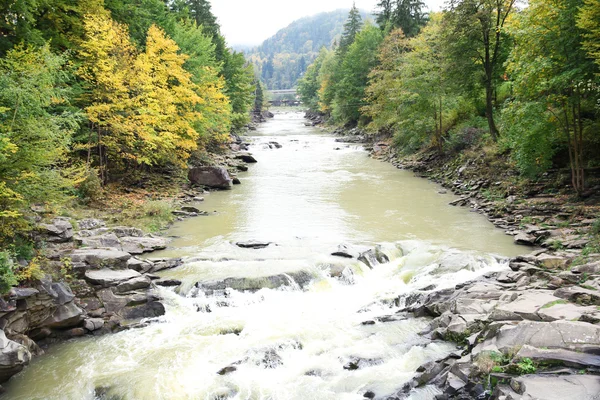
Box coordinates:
[246,9,372,90]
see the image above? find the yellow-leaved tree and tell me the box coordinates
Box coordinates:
[129,25,202,167]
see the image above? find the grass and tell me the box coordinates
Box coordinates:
[541,299,569,309]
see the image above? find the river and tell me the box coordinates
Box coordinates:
[4,112,524,400]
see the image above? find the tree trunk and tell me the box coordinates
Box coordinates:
[485,75,499,141]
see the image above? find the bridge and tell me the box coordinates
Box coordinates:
[267,89,300,107]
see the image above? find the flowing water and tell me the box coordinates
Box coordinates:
[5,112,524,400]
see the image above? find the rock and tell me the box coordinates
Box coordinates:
[83,318,104,332]
[473,320,600,356]
[51,282,75,305]
[188,166,232,190]
[514,344,600,368]
[514,232,537,246]
[41,302,83,328]
[111,227,144,238]
[120,237,168,255]
[236,241,271,249]
[121,301,165,321]
[342,356,383,370]
[148,258,183,273]
[126,257,154,273]
[180,206,201,213]
[155,279,182,287]
[70,248,131,269]
[77,233,121,249]
[506,374,600,399]
[357,247,390,269]
[536,253,567,269]
[572,260,600,274]
[217,366,237,375]
[196,271,313,295]
[77,219,106,230]
[9,288,39,300]
[538,301,595,322]
[114,276,151,293]
[0,330,31,383]
[491,291,562,321]
[554,286,600,306]
[235,154,257,163]
[269,141,282,149]
[84,269,142,287]
[232,177,241,185]
[331,244,361,259]
[38,217,73,242]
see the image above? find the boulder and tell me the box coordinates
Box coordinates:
[84,269,142,287]
[120,237,168,255]
[188,166,232,189]
[536,253,567,269]
[0,330,31,383]
[114,276,151,293]
[514,232,536,246]
[70,248,131,269]
[538,301,595,322]
[41,302,83,329]
[235,154,258,163]
[39,217,73,243]
[77,219,106,230]
[554,286,600,306]
[126,257,154,273]
[111,227,143,238]
[196,271,313,295]
[83,318,104,332]
[147,258,183,273]
[490,291,562,321]
[357,247,390,269]
[77,233,121,249]
[155,279,182,287]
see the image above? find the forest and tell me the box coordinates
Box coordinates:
[0,0,257,284]
[299,0,600,194]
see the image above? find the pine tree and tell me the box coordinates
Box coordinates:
[338,3,363,55]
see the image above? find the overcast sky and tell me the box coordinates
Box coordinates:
[211,0,446,47]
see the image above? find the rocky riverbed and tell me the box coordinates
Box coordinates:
[330,126,600,399]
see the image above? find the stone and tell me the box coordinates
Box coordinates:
[496,270,526,283]
[235,154,257,163]
[39,217,73,242]
[357,247,390,269]
[148,258,183,273]
[121,301,165,321]
[120,237,168,255]
[77,219,106,230]
[9,288,39,300]
[514,232,536,246]
[572,260,600,275]
[538,301,595,322]
[70,248,131,269]
[51,282,75,305]
[536,254,567,269]
[180,206,201,213]
[155,279,182,287]
[41,302,83,328]
[0,330,31,383]
[491,291,562,321]
[77,233,121,249]
[196,271,313,295]
[84,269,142,287]
[127,258,154,273]
[554,286,600,306]
[236,241,271,249]
[111,226,144,238]
[114,276,151,293]
[84,318,104,331]
[514,344,600,368]
[188,166,232,189]
[473,320,600,356]
[508,374,600,399]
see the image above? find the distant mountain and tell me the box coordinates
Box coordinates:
[246,9,373,90]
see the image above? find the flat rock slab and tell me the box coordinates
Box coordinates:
[509,374,600,400]
[514,232,536,246]
[474,320,600,356]
[41,302,83,329]
[85,269,141,287]
[538,301,595,322]
[515,344,600,368]
[491,291,562,321]
[120,237,168,255]
[554,286,600,306]
[196,271,313,295]
[70,248,131,269]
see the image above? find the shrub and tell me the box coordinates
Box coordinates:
[0,251,18,294]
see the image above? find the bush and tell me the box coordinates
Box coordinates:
[77,168,103,203]
[0,251,18,294]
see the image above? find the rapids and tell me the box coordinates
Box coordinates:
[4,112,524,400]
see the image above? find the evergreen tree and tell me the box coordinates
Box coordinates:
[338,3,363,55]
[375,0,427,37]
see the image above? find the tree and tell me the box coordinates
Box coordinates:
[221,51,255,130]
[298,47,328,111]
[445,0,516,141]
[254,79,265,113]
[504,0,598,192]
[577,0,600,68]
[376,0,428,37]
[332,24,384,124]
[338,3,363,56]
[0,44,80,240]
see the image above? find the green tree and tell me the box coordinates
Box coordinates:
[338,3,363,56]
[0,44,80,240]
[504,0,599,192]
[333,24,383,124]
[297,47,328,111]
[445,0,516,141]
[222,51,256,130]
[376,0,428,37]
[577,0,600,68]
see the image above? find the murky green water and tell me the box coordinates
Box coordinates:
[4,112,524,400]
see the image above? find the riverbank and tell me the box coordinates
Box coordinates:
[329,126,600,398]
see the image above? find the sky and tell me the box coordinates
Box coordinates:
[211,0,446,47]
